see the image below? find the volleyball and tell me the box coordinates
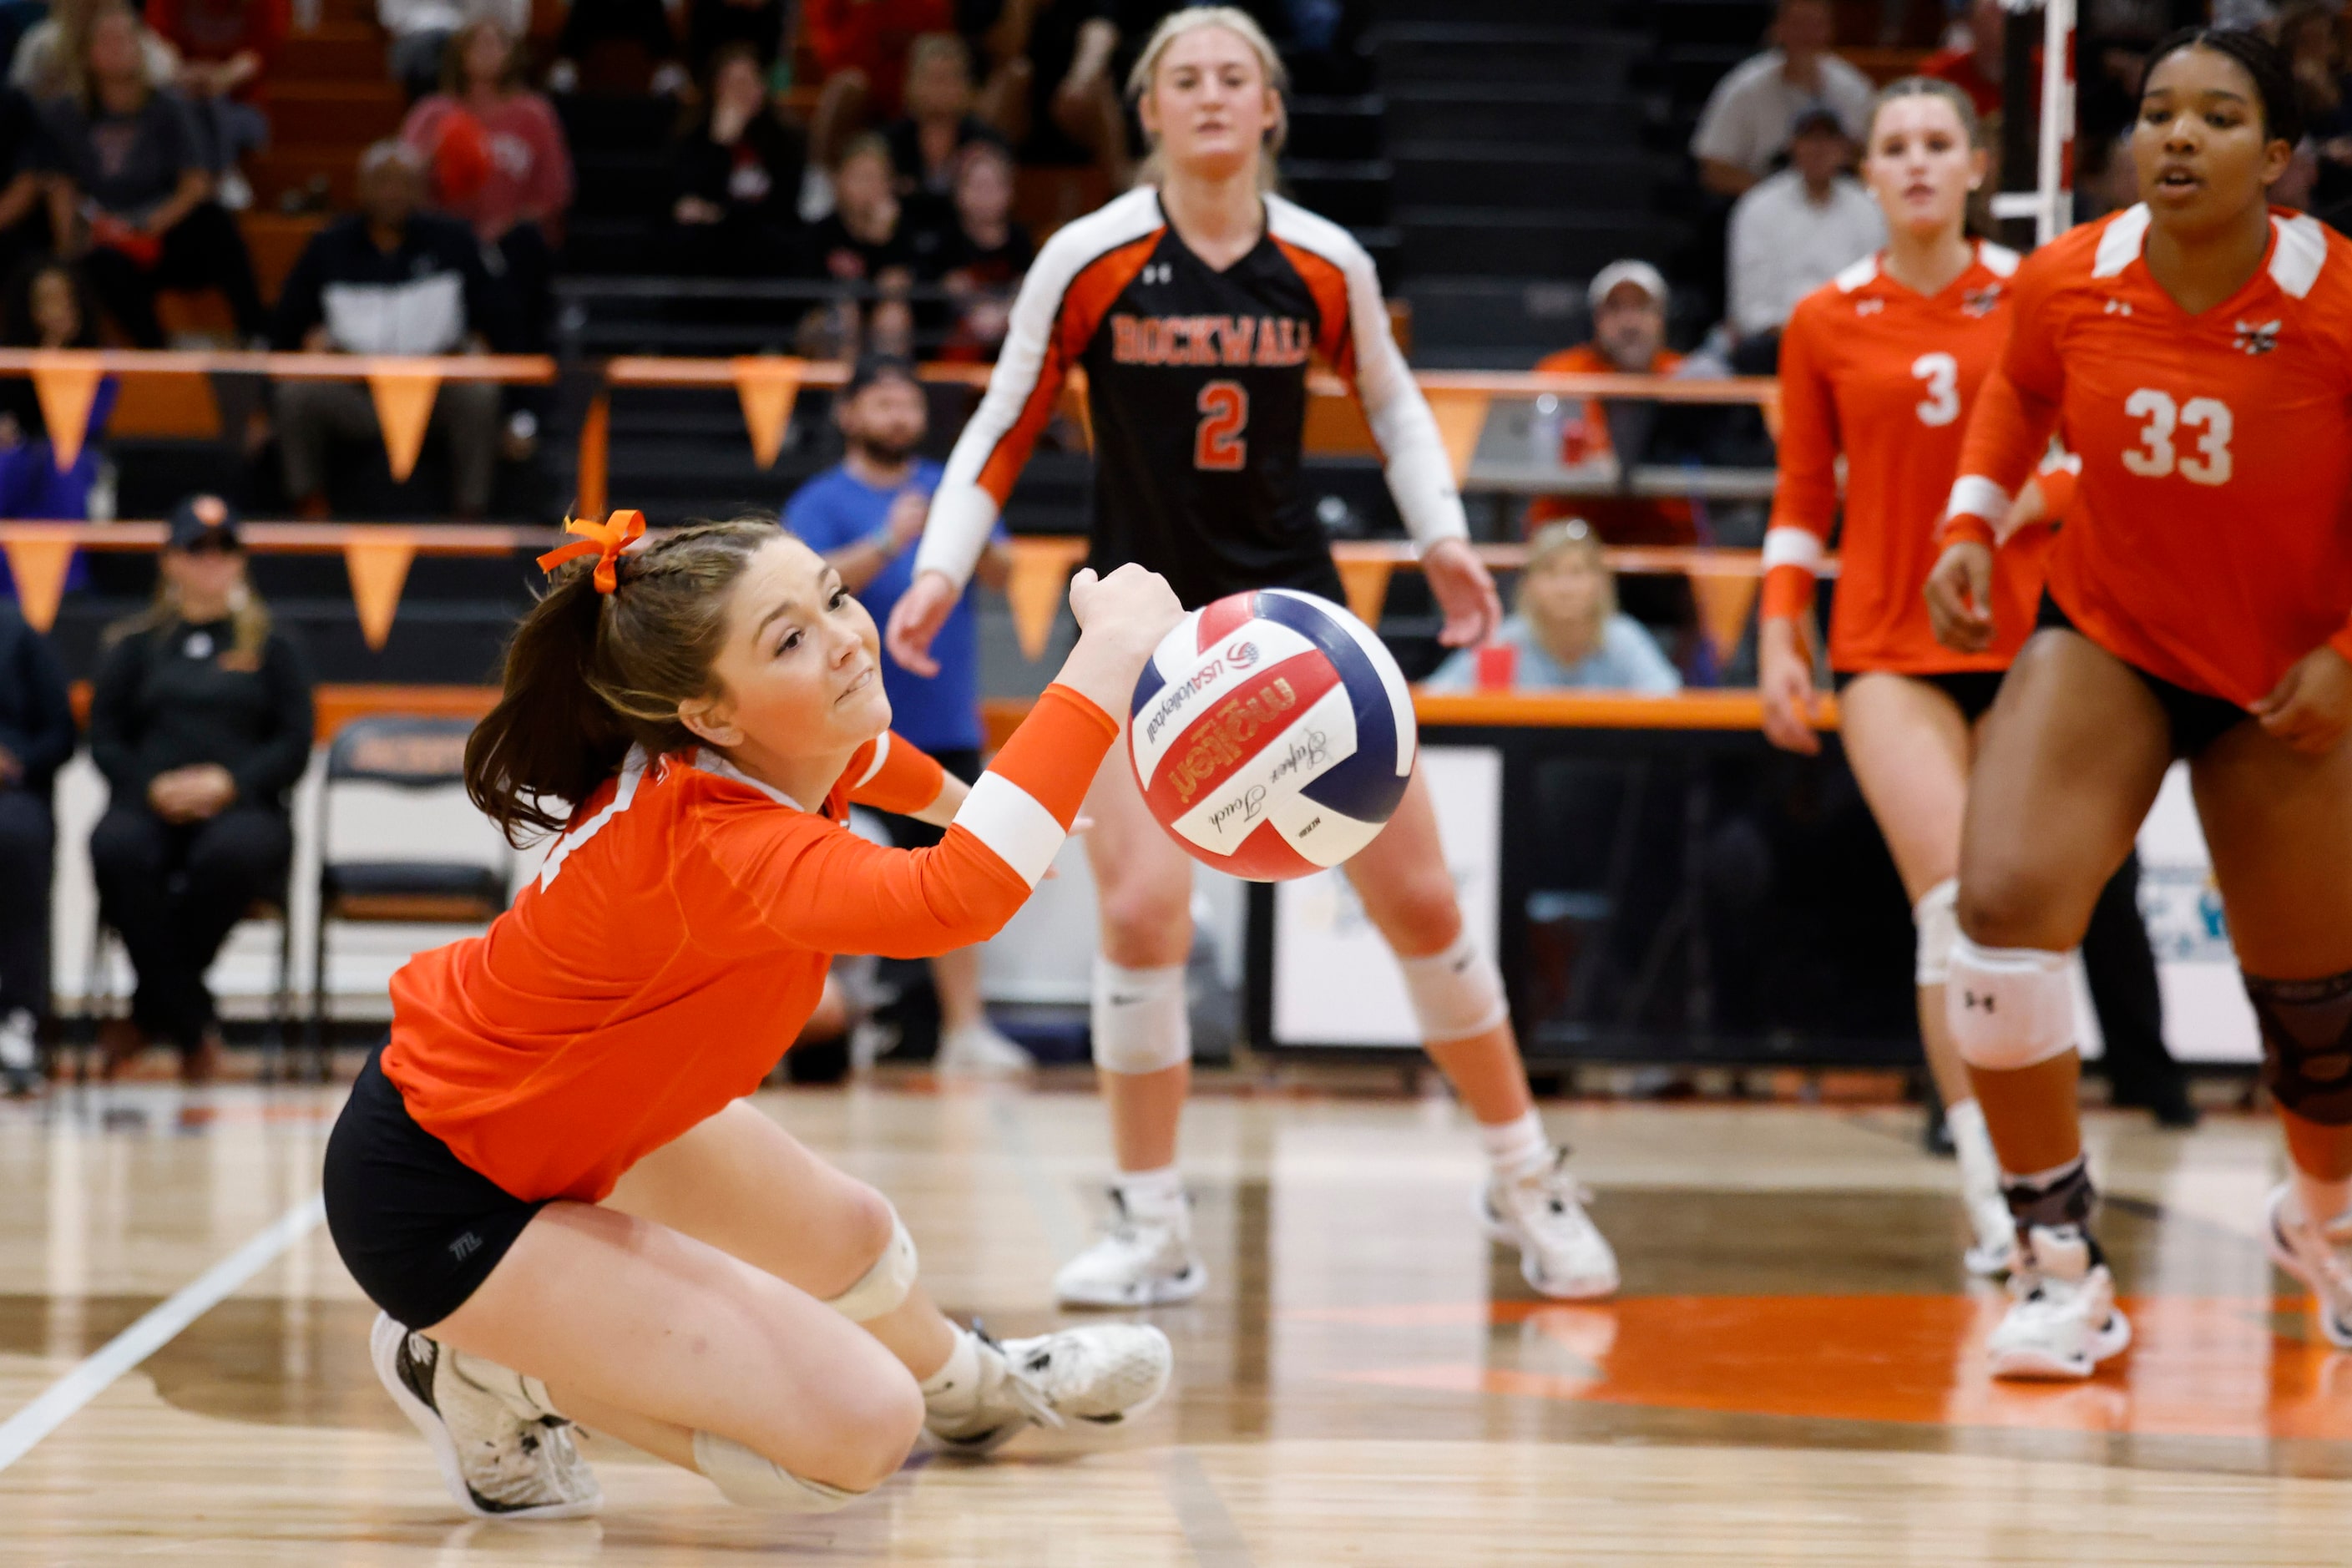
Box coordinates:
[1127,589,1416,881]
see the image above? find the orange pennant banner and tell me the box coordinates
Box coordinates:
[1690,569,1760,667]
[1336,556,1393,628]
[3,534,75,633]
[574,393,609,521]
[366,369,441,483]
[30,353,104,473]
[1425,390,1490,487]
[1006,538,1088,661]
[734,357,803,469]
[344,536,417,651]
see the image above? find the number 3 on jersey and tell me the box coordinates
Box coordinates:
[1195,380,1248,471]
[1912,352,1960,427]
[2122,389,2233,485]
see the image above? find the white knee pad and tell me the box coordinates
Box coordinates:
[824,1210,918,1323]
[1091,959,1191,1075]
[1946,936,2076,1070]
[1399,928,1509,1044]
[1914,878,1960,987]
[693,1430,864,1513]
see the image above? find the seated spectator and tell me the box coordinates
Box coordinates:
[37,3,267,346]
[1921,0,2006,118]
[401,18,572,347]
[0,260,115,524]
[801,0,953,168]
[934,138,1029,361]
[1726,107,1883,368]
[2278,0,2352,215]
[12,0,179,104]
[1423,520,1682,695]
[0,87,52,301]
[805,130,922,357]
[145,0,286,208]
[664,41,806,276]
[0,595,73,1096]
[548,0,688,97]
[88,496,313,1084]
[971,0,1123,185]
[685,0,786,78]
[1690,0,1874,199]
[883,33,1008,200]
[271,141,509,517]
[379,0,528,103]
[1527,260,1697,548]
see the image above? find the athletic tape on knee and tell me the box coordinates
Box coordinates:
[823,1211,918,1323]
[1946,937,2075,1070]
[1090,959,1191,1075]
[1399,929,1509,1043]
[1914,878,1960,987]
[692,1430,864,1513]
[2246,969,2352,1125]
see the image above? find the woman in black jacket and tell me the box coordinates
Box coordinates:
[0,597,73,1095]
[663,42,806,277]
[88,495,312,1082]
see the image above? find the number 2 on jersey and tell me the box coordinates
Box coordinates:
[1195,380,1248,471]
[1911,352,1960,427]
[2122,389,2233,485]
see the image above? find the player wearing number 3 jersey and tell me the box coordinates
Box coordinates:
[1930,30,2352,1381]
[892,7,1621,1313]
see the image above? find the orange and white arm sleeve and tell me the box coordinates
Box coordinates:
[1760,308,1838,624]
[734,685,1120,959]
[1940,366,2060,550]
[842,731,947,817]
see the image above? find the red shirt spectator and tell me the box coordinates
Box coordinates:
[801,0,953,119]
[400,21,574,243]
[144,0,289,104]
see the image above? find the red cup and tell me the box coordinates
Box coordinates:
[1474,641,1517,690]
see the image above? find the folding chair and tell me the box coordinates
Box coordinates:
[82,889,294,1083]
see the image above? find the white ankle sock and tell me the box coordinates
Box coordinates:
[1115,1165,1186,1216]
[1477,1110,1550,1181]
[2293,1171,2352,1231]
[918,1328,983,1415]
[1946,1099,2000,1204]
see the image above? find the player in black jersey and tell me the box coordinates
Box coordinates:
[888,6,1618,1310]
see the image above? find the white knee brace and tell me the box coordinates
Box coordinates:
[823,1209,918,1323]
[1914,878,1960,987]
[1091,959,1191,1075]
[693,1430,864,1513]
[1947,935,2075,1070]
[1399,929,1509,1044]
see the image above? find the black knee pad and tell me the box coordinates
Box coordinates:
[2246,969,2352,1125]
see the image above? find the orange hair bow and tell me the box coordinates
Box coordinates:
[537,509,647,595]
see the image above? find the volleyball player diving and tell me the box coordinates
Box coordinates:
[323,513,1181,1517]
[888,5,1620,1308]
[1927,29,2352,1378]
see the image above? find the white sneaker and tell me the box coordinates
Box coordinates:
[935,1020,1034,1076]
[1964,1192,2017,1277]
[0,1009,38,1096]
[1985,1226,2132,1381]
[1054,1190,1207,1308]
[925,1323,1173,1456]
[370,1312,600,1519]
[2263,1181,2352,1349]
[1480,1151,1620,1300]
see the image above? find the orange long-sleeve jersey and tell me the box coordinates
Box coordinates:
[1763,241,2050,673]
[1945,205,2352,706]
[381,686,1118,1203]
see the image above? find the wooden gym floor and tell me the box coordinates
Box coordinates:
[0,1075,2345,1566]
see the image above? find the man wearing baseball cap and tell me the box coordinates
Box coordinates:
[1526,260,1697,549]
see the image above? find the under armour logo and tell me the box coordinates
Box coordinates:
[1963,991,1995,1013]
[1855,299,1884,316]
[1962,286,2001,317]
[1140,262,1175,286]
[2103,298,2133,316]
[448,1232,483,1262]
[2235,319,2280,355]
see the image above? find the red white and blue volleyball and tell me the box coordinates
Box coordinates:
[1129,589,1417,881]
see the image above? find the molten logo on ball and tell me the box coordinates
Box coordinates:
[1128,589,1417,882]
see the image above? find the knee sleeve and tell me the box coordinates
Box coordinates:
[1399,928,1508,1043]
[822,1209,917,1323]
[1946,936,2076,1070]
[692,1430,864,1513]
[2246,969,2352,1125]
[1090,959,1190,1075]
[1913,878,1960,987]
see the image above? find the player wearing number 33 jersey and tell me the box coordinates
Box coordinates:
[1945,203,2352,707]
[913,185,1468,609]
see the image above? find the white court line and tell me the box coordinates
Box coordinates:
[0,1192,327,1472]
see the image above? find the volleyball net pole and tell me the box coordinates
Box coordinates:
[1988,0,2076,249]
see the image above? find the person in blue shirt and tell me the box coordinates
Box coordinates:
[785,354,1022,1075]
[1423,519,1682,695]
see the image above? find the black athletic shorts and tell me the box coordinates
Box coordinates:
[874,746,981,852]
[323,1046,549,1330]
[2035,593,2251,758]
[1833,667,2008,726]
